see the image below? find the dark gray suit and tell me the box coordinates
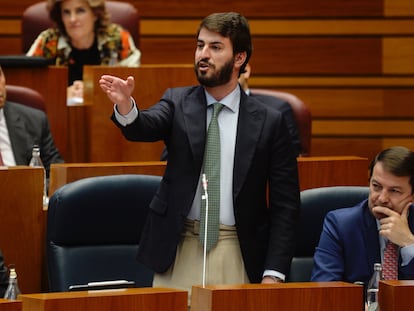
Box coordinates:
[3,101,63,178]
[0,249,7,297]
[112,85,300,283]
[160,89,301,160]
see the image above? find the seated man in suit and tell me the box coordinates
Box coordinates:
[312,146,414,286]
[0,64,63,181]
[0,249,8,297]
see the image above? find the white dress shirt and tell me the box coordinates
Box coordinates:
[0,109,16,166]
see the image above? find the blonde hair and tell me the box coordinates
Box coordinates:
[47,0,110,36]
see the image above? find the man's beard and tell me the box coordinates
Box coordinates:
[194,58,234,88]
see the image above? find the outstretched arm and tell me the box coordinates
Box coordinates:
[99,75,135,115]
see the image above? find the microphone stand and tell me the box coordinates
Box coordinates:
[201,173,209,287]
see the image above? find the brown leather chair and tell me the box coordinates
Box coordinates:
[251,88,312,157]
[21,1,140,53]
[6,85,46,112]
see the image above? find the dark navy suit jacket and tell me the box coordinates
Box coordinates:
[312,199,414,285]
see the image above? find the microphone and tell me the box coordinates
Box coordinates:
[202,173,208,194]
[201,173,208,287]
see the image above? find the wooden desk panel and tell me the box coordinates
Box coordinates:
[298,156,368,190]
[75,65,197,163]
[379,280,414,311]
[49,161,166,195]
[49,156,368,195]
[3,66,68,160]
[20,288,187,311]
[191,282,363,311]
[0,299,22,311]
[0,167,45,294]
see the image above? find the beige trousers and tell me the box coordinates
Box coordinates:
[153,220,249,306]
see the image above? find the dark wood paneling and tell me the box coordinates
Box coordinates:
[0,1,34,17]
[140,37,383,75]
[383,90,414,117]
[140,38,194,64]
[312,138,384,161]
[250,38,382,75]
[312,138,414,161]
[313,120,414,136]
[0,0,383,18]
[192,282,363,311]
[133,0,383,18]
[0,167,45,294]
[0,38,21,55]
[276,89,414,118]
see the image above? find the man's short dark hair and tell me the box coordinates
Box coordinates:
[197,12,252,75]
[369,146,414,193]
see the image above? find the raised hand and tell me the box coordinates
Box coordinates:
[375,203,414,247]
[99,75,135,115]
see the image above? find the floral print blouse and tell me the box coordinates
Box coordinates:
[26,23,141,68]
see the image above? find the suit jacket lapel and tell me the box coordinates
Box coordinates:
[182,87,207,165]
[233,92,265,199]
[409,206,414,232]
[362,202,381,270]
[4,103,29,165]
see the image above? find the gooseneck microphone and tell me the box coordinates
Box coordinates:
[201,173,209,287]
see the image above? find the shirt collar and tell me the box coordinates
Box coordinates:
[204,85,240,113]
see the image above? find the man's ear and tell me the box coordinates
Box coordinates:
[235,52,247,67]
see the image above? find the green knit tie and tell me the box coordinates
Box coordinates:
[200,102,224,251]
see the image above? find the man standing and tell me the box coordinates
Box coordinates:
[100,12,300,299]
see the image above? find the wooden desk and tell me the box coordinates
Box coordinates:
[0,299,22,311]
[191,282,363,311]
[3,66,69,159]
[0,167,45,294]
[49,156,368,195]
[69,64,197,163]
[379,280,414,311]
[20,288,187,311]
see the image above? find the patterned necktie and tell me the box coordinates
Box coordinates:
[383,240,399,280]
[200,102,224,251]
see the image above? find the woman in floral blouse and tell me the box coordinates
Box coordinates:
[26,0,141,104]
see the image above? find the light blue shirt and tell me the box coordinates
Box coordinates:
[187,86,240,226]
